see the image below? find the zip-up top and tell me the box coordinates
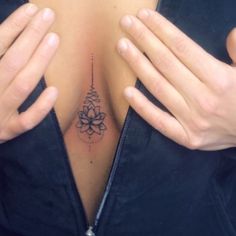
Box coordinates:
[1,0,236,235]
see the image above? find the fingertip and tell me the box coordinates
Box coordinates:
[120,15,133,29]
[124,86,135,99]
[117,38,129,55]
[24,3,39,16]
[46,32,60,47]
[46,86,58,101]
[137,8,151,20]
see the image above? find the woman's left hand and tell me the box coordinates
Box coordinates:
[117,9,236,151]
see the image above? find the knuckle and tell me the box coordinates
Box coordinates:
[190,118,210,133]
[151,78,163,96]
[185,133,203,150]
[3,59,21,73]
[3,56,22,73]
[155,117,167,134]
[152,51,172,70]
[197,120,210,132]
[37,100,52,115]
[186,137,201,150]
[9,18,25,31]
[152,54,162,67]
[29,23,43,36]
[202,100,216,115]
[151,16,162,31]
[12,80,31,99]
[19,116,34,131]
[2,51,24,73]
[198,96,218,115]
[173,35,189,55]
[186,118,210,150]
[135,98,146,112]
[134,26,147,42]
[212,70,232,95]
[131,49,142,66]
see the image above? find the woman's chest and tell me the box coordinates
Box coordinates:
[29,0,158,224]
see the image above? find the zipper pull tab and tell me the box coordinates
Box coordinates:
[85,226,95,236]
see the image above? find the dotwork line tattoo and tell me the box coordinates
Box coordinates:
[76,54,107,146]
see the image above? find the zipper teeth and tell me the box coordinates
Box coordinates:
[92,104,133,232]
[90,113,136,231]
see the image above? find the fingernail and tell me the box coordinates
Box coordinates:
[124,88,133,99]
[42,8,54,21]
[25,3,38,16]
[118,39,129,54]
[47,33,59,46]
[121,16,133,28]
[138,9,151,19]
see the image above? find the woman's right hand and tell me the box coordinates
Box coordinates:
[0,3,60,144]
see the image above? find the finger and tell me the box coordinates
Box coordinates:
[226,28,236,65]
[136,9,223,84]
[120,15,202,99]
[117,37,188,117]
[0,86,58,142]
[0,32,59,124]
[0,3,39,57]
[0,7,55,92]
[123,86,188,146]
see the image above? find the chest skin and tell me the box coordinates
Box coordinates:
[28,0,158,224]
[2,0,236,236]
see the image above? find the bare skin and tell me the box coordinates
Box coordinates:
[26,0,158,225]
[1,0,236,227]
[118,10,236,151]
[0,5,60,142]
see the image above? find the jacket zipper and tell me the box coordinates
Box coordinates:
[85,226,95,236]
[86,1,163,235]
[87,103,133,236]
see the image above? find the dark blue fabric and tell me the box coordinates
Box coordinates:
[0,0,236,235]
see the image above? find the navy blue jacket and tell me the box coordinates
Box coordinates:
[1,0,236,235]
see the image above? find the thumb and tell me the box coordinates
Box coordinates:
[226,28,236,65]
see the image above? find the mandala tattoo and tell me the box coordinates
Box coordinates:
[76,54,107,144]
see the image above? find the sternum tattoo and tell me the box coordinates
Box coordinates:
[76,54,107,147]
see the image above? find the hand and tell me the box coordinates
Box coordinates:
[0,3,59,144]
[117,9,236,151]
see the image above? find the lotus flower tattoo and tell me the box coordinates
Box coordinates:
[79,105,106,136]
[76,54,107,143]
